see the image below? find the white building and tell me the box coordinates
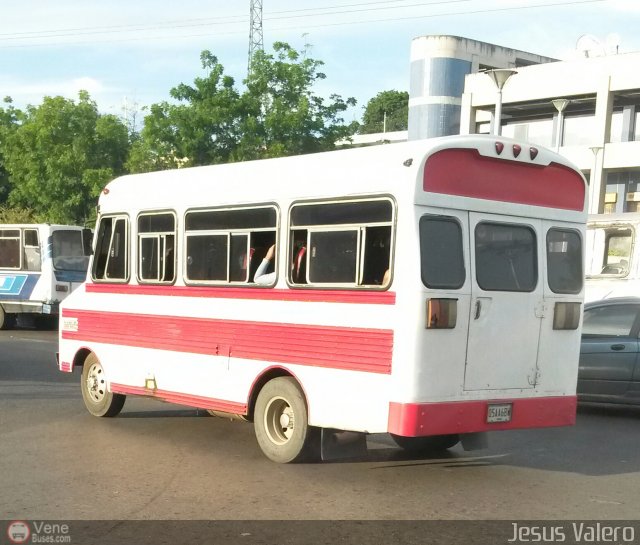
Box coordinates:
[458,47,640,215]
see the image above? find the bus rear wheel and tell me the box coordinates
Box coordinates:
[390,434,460,452]
[254,377,319,463]
[81,353,125,417]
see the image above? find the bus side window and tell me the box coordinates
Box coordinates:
[0,229,21,269]
[92,216,129,282]
[184,205,278,286]
[137,212,176,285]
[288,198,394,288]
[23,229,41,272]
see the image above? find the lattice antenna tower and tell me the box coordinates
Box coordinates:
[248,0,264,76]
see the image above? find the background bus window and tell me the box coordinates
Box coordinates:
[419,216,465,289]
[92,216,129,282]
[186,234,227,281]
[289,198,394,288]
[138,212,176,284]
[23,229,41,271]
[547,229,582,294]
[0,229,20,269]
[51,230,89,272]
[475,223,537,292]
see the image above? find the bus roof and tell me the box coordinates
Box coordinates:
[100,134,586,214]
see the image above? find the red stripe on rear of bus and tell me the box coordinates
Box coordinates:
[110,383,247,414]
[423,148,585,211]
[62,310,393,374]
[84,283,396,305]
[388,396,577,436]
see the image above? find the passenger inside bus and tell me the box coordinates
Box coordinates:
[254,244,276,285]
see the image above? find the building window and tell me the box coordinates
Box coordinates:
[563,115,597,146]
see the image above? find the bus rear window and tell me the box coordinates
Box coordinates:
[475,223,537,292]
[547,228,582,294]
[419,216,465,289]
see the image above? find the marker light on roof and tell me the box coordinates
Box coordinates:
[495,142,504,155]
[530,147,539,160]
[102,187,110,195]
[512,144,522,158]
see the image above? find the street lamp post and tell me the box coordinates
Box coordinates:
[589,145,604,214]
[485,68,517,135]
[552,98,571,152]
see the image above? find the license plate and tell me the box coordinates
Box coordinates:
[487,403,512,423]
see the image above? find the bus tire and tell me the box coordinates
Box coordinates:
[81,353,125,417]
[254,377,318,463]
[390,434,460,452]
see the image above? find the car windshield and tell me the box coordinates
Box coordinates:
[52,230,91,272]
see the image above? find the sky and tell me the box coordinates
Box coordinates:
[1,0,639,126]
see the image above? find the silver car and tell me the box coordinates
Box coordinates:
[579,297,640,405]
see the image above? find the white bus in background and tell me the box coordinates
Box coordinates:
[585,213,640,302]
[57,135,588,463]
[0,224,92,329]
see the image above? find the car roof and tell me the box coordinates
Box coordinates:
[585,296,640,310]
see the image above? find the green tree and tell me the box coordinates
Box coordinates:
[236,41,357,160]
[128,42,357,171]
[127,51,243,172]
[2,91,129,225]
[0,97,23,206]
[359,90,409,134]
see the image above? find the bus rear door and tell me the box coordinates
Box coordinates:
[464,213,543,391]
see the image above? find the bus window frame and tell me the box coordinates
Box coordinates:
[0,229,21,270]
[287,195,396,290]
[183,203,279,287]
[136,210,177,286]
[91,214,131,284]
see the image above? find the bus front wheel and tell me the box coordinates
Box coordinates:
[81,353,125,417]
[390,433,460,452]
[254,377,319,463]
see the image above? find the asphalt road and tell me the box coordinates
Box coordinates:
[1,325,640,532]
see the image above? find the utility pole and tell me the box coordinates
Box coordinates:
[248,0,264,76]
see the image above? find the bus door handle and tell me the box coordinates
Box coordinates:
[610,344,626,351]
[474,300,482,320]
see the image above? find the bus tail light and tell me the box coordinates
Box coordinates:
[553,302,581,330]
[426,299,457,329]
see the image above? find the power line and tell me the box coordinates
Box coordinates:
[0,0,609,49]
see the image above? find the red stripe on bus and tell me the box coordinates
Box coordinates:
[62,310,393,374]
[84,283,396,305]
[110,383,248,414]
[388,396,577,435]
[423,149,585,211]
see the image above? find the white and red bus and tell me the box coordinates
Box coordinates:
[57,135,587,463]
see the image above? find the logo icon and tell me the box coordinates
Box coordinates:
[7,521,30,544]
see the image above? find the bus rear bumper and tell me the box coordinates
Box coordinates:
[388,395,577,436]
